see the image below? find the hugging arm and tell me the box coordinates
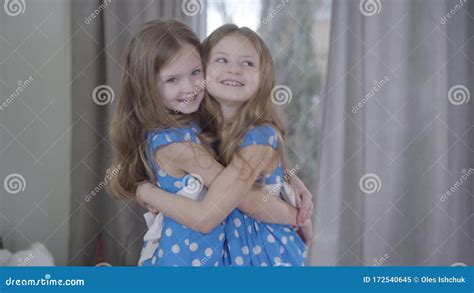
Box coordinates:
[137,142,298,233]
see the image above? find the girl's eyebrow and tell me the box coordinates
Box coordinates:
[214,51,255,59]
[160,64,202,79]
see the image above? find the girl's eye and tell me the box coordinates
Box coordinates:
[216,57,227,63]
[243,61,254,67]
[191,69,202,75]
[166,77,178,84]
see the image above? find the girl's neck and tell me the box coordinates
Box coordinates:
[216,98,242,126]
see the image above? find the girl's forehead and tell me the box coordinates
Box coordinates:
[159,45,202,76]
[211,35,257,57]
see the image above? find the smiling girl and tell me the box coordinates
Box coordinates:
[107,20,310,266]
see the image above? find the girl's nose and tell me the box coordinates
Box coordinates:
[182,77,195,93]
[228,63,242,75]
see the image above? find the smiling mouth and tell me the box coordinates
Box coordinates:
[220,80,244,87]
[178,93,198,102]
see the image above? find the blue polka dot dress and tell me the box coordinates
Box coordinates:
[223,124,307,266]
[139,122,225,266]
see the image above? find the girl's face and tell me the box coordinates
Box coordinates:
[157,44,204,114]
[206,35,260,104]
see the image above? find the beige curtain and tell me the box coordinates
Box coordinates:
[69,0,206,266]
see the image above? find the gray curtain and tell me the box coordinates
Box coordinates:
[311,0,473,265]
[69,0,206,265]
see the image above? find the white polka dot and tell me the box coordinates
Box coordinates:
[243,214,248,219]
[205,248,213,257]
[261,262,268,266]
[214,261,219,266]
[267,234,275,243]
[151,256,157,264]
[290,236,295,241]
[247,225,252,234]
[189,243,198,252]
[283,227,291,233]
[233,218,241,227]
[303,250,307,258]
[274,256,281,264]
[253,245,262,255]
[269,136,274,145]
[184,239,189,246]
[165,135,172,142]
[280,246,285,254]
[184,132,191,141]
[165,228,172,237]
[153,134,159,141]
[241,246,249,255]
[234,230,240,237]
[282,236,288,244]
[235,256,244,265]
[218,233,225,241]
[158,249,164,257]
[192,259,201,266]
[158,170,167,177]
[255,224,260,232]
[172,244,180,253]
[266,225,274,232]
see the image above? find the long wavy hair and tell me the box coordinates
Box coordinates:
[200,24,288,174]
[107,19,213,200]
